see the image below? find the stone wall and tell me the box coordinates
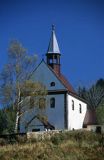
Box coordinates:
[86,125,104,133]
[27,130,62,140]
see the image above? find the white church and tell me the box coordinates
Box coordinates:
[20,26,87,132]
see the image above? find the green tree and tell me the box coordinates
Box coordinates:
[78,79,104,125]
[96,100,104,125]
[6,106,16,133]
[78,80,104,109]
[0,109,7,134]
[0,40,47,133]
[96,78,104,88]
[0,106,16,134]
[95,79,104,124]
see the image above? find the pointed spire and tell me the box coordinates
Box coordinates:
[47,25,60,54]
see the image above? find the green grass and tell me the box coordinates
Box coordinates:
[0,131,104,160]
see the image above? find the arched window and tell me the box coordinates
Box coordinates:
[50,97,55,108]
[79,104,82,113]
[50,82,55,87]
[72,100,74,110]
[39,98,46,109]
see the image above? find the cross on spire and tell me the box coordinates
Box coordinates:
[52,24,55,31]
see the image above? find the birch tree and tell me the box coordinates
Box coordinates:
[0,40,47,133]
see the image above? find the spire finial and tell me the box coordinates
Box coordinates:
[52,24,55,31]
[42,54,45,60]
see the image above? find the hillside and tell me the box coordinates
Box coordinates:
[0,131,104,160]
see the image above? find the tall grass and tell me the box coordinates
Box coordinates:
[0,130,104,160]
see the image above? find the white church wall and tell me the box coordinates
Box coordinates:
[67,94,87,130]
[31,61,66,91]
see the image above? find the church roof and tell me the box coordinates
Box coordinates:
[47,64,75,93]
[47,25,60,54]
[56,73,75,93]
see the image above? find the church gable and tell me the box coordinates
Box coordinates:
[31,60,66,91]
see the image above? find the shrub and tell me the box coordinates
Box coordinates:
[0,138,7,146]
[16,135,27,144]
[50,133,65,145]
[97,134,104,148]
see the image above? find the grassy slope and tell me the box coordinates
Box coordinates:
[0,131,104,160]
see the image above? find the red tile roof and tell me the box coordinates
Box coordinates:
[47,62,75,93]
[51,69,88,102]
[57,73,75,93]
[50,68,76,93]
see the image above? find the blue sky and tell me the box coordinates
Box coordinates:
[0,0,104,89]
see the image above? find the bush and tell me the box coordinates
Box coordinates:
[16,135,27,144]
[50,130,100,147]
[97,134,104,148]
[50,133,65,145]
[0,138,7,146]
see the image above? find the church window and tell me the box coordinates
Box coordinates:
[50,97,55,108]
[50,82,55,86]
[39,98,46,109]
[79,104,82,113]
[72,100,74,110]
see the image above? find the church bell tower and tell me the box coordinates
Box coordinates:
[46,25,61,75]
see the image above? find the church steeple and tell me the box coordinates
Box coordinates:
[47,25,60,54]
[46,25,61,75]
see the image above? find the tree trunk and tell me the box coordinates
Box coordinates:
[15,111,20,133]
[15,85,21,133]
